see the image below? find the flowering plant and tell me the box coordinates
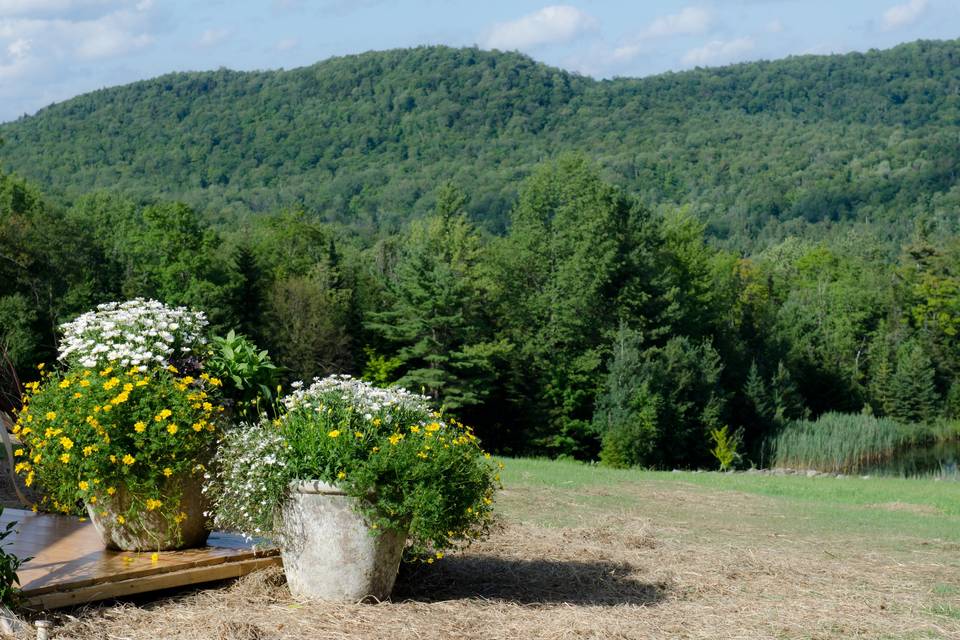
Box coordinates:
[206,375,500,559]
[58,298,208,370]
[14,363,223,535]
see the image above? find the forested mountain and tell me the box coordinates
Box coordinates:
[3,40,960,249]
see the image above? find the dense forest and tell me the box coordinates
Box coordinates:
[2,40,960,250]
[2,41,960,469]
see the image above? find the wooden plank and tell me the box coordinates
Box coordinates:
[25,556,281,609]
[0,508,281,608]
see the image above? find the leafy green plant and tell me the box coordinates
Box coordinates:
[709,425,742,471]
[207,375,500,560]
[0,507,27,608]
[205,330,279,419]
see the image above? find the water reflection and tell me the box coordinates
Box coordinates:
[862,440,960,479]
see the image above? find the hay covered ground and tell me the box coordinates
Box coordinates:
[26,458,960,639]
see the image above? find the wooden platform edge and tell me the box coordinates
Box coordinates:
[24,556,282,610]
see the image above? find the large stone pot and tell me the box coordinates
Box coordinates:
[279,480,406,601]
[87,472,210,551]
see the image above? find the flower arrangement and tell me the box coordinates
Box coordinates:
[58,298,207,370]
[14,363,223,536]
[206,375,500,559]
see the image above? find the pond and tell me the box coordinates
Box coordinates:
[861,439,960,479]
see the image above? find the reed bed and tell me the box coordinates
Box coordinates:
[770,412,958,474]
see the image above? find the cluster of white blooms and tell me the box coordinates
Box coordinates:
[282,374,432,424]
[58,298,208,369]
[204,420,288,541]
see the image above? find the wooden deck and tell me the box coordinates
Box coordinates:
[1,509,280,609]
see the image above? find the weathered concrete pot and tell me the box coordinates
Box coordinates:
[87,472,210,551]
[279,480,406,601]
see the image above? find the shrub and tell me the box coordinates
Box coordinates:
[14,363,224,532]
[205,330,279,419]
[0,507,26,608]
[207,375,500,559]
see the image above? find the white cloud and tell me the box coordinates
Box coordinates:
[882,0,927,30]
[682,37,755,66]
[485,5,598,51]
[644,7,711,39]
[766,19,784,34]
[612,6,711,63]
[197,27,231,48]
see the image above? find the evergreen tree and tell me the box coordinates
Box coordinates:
[888,341,940,423]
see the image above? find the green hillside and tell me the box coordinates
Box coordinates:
[2,40,960,248]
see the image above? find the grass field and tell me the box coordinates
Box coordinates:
[47,458,960,639]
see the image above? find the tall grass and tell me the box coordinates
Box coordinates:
[769,412,958,474]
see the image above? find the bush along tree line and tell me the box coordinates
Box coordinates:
[3,155,960,470]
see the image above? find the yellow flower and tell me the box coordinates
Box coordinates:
[13,448,22,457]
[417,451,428,459]
[109,455,117,463]
[202,402,213,412]
[37,363,45,370]
[78,480,89,491]
[174,512,187,524]
[45,411,57,421]
[59,453,70,463]
[116,515,125,525]
[327,430,341,438]
[25,471,34,486]
[208,377,222,387]
[102,404,113,412]
[107,487,116,496]
[123,383,134,392]
[154,409,172,422]
[135,379,148,387]
[79,379,91,388]
[122,454,136,465]
[182,376,195,384]
[103,377,120,390]
[337,471,347,480]
[388,433,403,446]
[410,425,420,433]
[166,424,178,435]
[72,392,83,399]
[59,436,74,450]
[134,421,147,433]
[89,496,97,504]
[166,364,179,374]
[151,552,159,564]
[425,422,440,433]
[192,422,204,432]
[435,552,444,559]
[163,467,173,477]
[58,379,71,389]
[32,454,41,464]
[145,499,162,511]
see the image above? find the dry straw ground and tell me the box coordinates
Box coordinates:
[14,462,960,640]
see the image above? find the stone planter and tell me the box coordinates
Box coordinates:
[279,480,406,601]
[87,472,210,551]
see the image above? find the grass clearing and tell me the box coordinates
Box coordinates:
[39,457,960,639]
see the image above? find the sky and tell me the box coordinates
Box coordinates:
[0,0,957,122]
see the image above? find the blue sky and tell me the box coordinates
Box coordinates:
[0,0,957,122]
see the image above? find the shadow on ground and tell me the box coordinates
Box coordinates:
[393,555,668,606]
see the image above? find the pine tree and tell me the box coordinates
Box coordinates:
[889,341,940,423]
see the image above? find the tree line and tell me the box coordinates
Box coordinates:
[3,155,959,467]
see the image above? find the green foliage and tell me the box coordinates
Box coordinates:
[0,508,26,608]
[205,330,279,419]
[360,347,402,387]
[708,425,742,471]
